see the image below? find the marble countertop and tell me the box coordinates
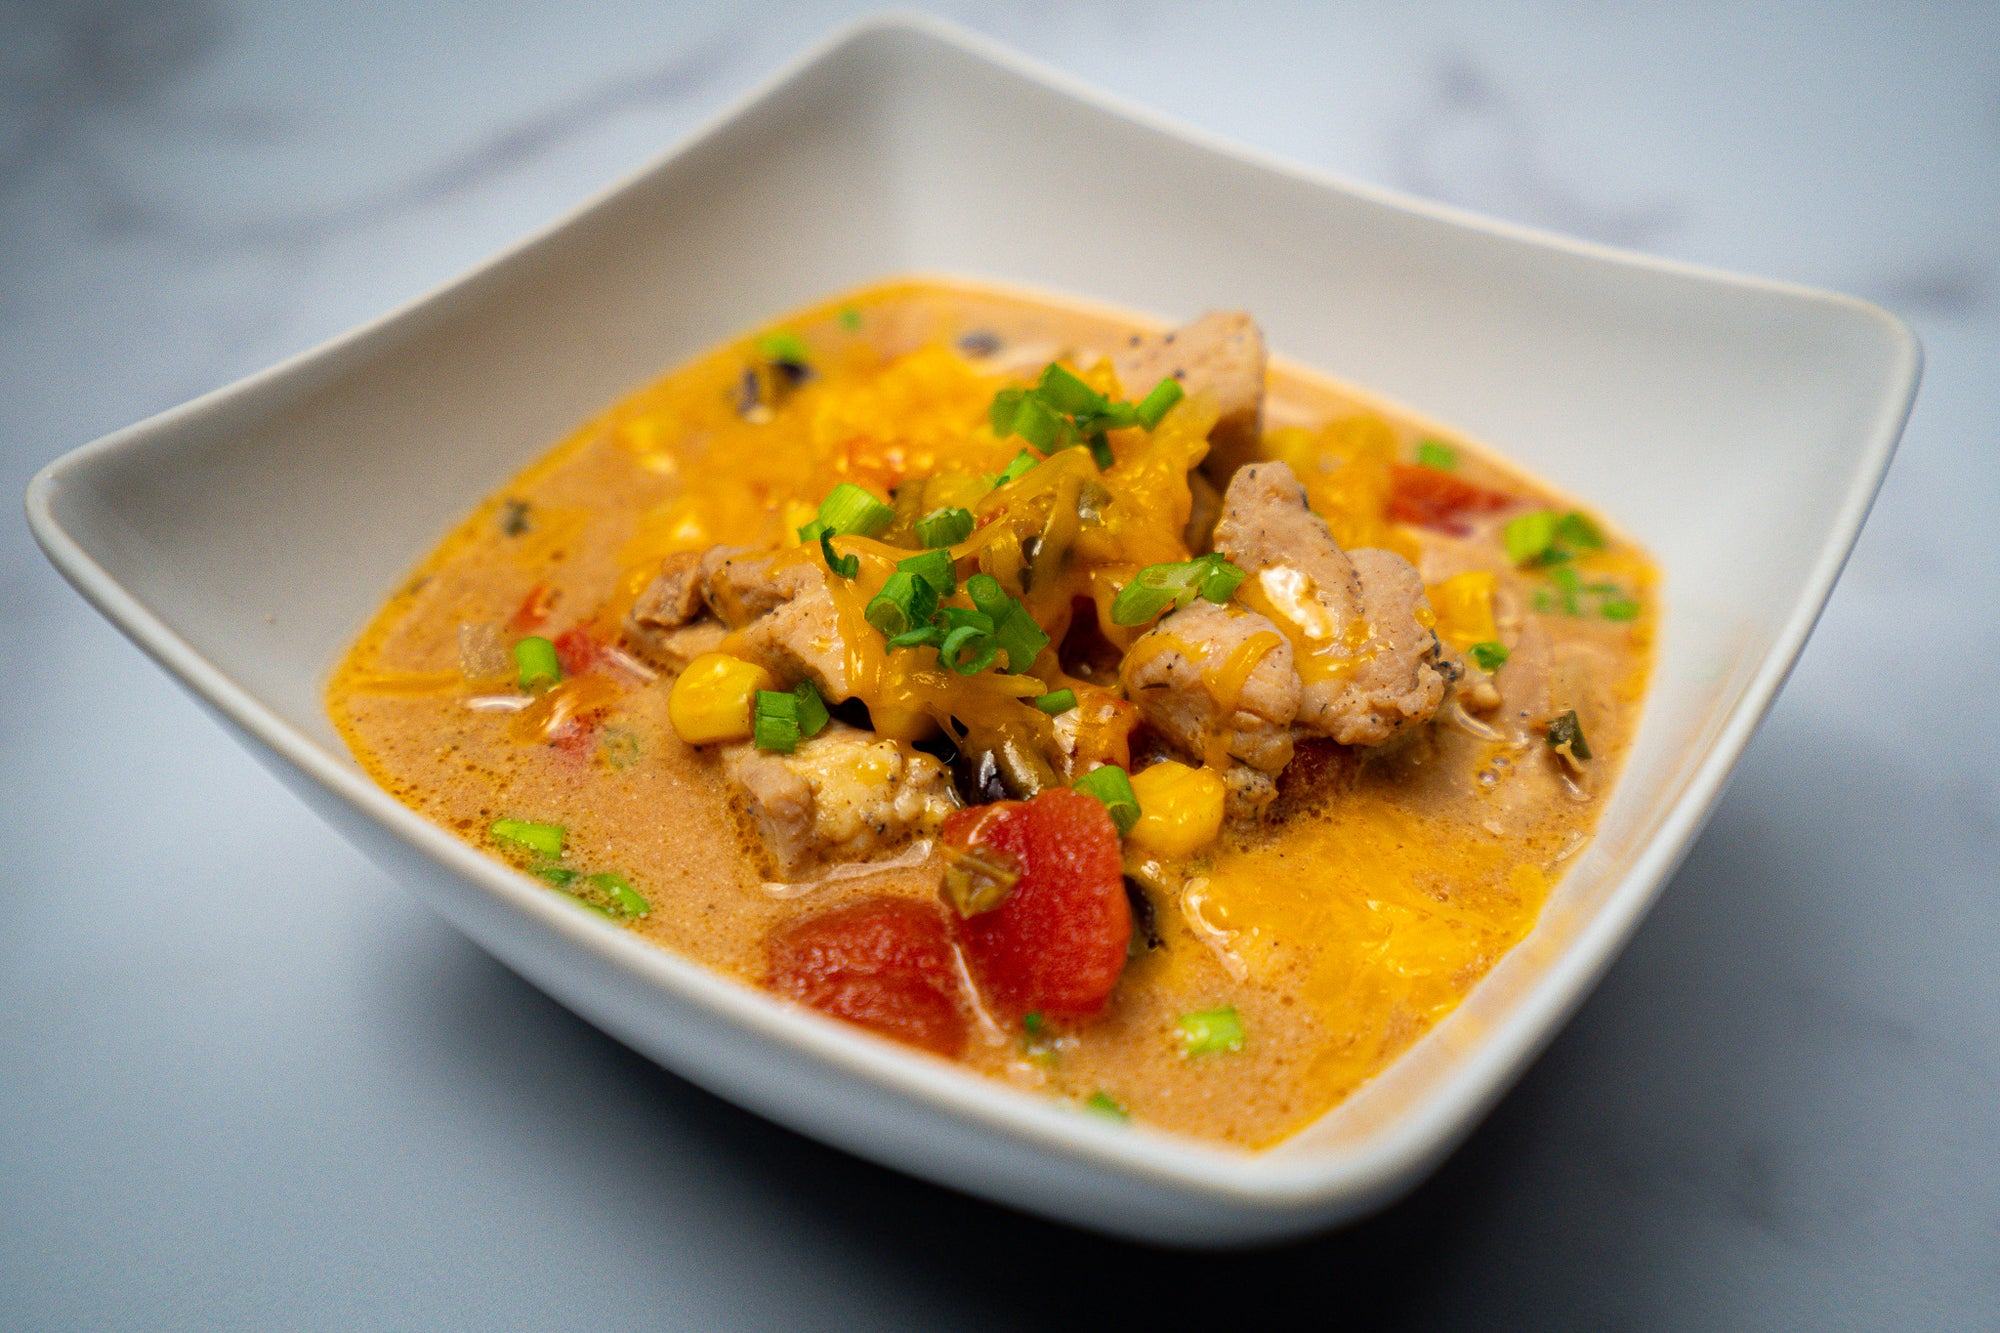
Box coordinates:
[3,2,1995,1326]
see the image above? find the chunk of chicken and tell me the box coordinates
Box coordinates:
[699,546,790,627]
[624,551,730,669]
[722,724,959,877]
[1119,600,1299,776]
[1213,461,1449,747]
[1112,311,1267,484]
[724,559,852,701]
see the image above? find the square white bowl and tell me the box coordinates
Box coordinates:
[25,14,1917,1245]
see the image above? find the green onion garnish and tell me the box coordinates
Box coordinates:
[754,683,830,753]
[815,528,857,579]
[965,574,1049,673]
[1108,554,1247,627]
[815,482,895,537]
[1600,597,1641,621]
[1036,363,1103,416]
[1415,439,1458,470]
[1133,377,1184,429]
[914,506,975,548]
[1176,1007,1245,1057]
[865,570,938,638]
[1503,511,1560,565]
[988,450,1040,491]
[584,871,650,918]
[897,548,957,598]
[938,621,999,675]
[1083,1091,1129,1122]
[1023,1012,1045,1038]
[755,330,810,365]
[1554,511,1606,551]
[886,624,944,650]
[534,864,576,887]
[1072,765,1141,835]
[1546,710,1592,760]
[838,306,862,331]
[512,636,561,692]
[1033,688,1078,715]
[490,818,566,858]
[1469,641,1510,672]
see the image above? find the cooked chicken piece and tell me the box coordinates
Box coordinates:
[724,560,852,701]
[628,550,706,629]
[1213,461,1449,747]
[1119,600,1299,775]
[699,545,792,627]
[628,620,729,672]
[1111,311,1267,484]
[722,724,959,877]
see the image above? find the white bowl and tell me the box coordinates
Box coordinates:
[24,13,1917,1245]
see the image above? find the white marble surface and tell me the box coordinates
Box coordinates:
[3,1,1996,1326]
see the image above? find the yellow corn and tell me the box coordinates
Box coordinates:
[668,653,774,745]
[1126,761,1227,858]
[1427,570,1499,651]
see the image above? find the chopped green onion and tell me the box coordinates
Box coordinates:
[1072,765,1141,835]
[491,818,566,859]
[838,306,862,331]
[1007,394,1064,452]
[1108,554,1247,626]
[938,622,999,675]
[1555,511,1606,551]
[991,450,1039,490]
[583,871,650,918]
[1133,377,1184,429]
[886,624,944,650]
[1023,1012,1045,1038]
[791,680,829,740]
[914,506,974,548]
[1415,439,1458,470]
[1504,511,1560,565]
[1033,688,1078,715]
[988,387,1026,436]
[817,528,857,579]
[865,570,938,638]
[1035,363,1106,416]
[1197,556,1246,603]
[512,636,561,692]
[755,330,810,365]
[597,725,643,769]
[1600,597,1642,621]
[1176,1007,1245,1057]
[966,574,1049,672]
[754,690,805,753]
[816,482,895,537]
[897,548,957,598]
[1083,1091,1129,1122]
[1469,641,1510,672]
[533,863,576,887]
[1546,710,1592,761]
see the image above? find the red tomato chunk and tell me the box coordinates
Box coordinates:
[766,897,968,1056]
[1386,464,1513,534]
[944,789,1130,1022]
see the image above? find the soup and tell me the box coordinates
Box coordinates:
[329,279,1655,1147]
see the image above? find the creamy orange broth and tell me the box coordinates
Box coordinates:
[329,279,1654,1147]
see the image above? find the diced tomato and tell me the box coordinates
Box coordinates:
[1386,464,1514,534]
[552,626,597,677]
[944,789,1129,1022]
[508,582,557,632]
[766,897,967,1057]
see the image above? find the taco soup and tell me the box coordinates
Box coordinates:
[329,278,1655,1147]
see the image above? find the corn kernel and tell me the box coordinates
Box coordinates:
[668,653,775,745]
[1126,761,1227,858]
[1427,570,1498,651]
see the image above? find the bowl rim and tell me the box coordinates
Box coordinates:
[22,9,1921,1222]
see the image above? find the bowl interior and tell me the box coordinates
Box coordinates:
[33,18,1915,1200]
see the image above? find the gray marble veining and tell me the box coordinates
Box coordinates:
[3,2,1996,1327]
